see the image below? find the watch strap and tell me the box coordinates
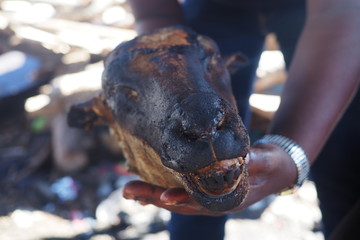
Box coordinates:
[254,134,310,195]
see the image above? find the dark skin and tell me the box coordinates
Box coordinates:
[123,0,360,216]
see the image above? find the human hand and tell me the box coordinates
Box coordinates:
[123,142,297,215]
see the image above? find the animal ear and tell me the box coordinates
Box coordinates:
[67,93,113,130]
[103,48,118,66]
[223,53,248,75]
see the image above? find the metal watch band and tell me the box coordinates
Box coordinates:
[254,134,310,195]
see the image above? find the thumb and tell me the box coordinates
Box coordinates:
[160,188,190,205]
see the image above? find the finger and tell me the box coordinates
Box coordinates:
[123,181,195,211]
[123,180,166,203]
[160,188,193,205]
[161,189,225,216]
[246,146,272,176]
[123,181,222,216]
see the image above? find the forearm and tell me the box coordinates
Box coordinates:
[269,1,360,164]
[127,0,184,34]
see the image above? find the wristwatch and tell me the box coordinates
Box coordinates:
[254,134,310,195]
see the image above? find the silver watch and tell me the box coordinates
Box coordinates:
[254,134,310,195]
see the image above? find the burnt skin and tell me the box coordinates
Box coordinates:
[68,25,250,211]
[161,93,249,173]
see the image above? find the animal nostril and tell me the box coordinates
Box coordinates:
[183,130,200,142]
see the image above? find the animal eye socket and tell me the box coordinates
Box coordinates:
[107,85,140,101]
[120,86,139,101]
[204,56,213,72]
[204,54,220,72]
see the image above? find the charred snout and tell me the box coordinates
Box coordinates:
[177,94,227,142]
[161,93,249,173]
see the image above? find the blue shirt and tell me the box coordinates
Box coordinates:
[211,0,304,9]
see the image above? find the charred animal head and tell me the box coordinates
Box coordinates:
[68,26,250,211]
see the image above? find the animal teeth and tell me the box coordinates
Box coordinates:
[190,157,245,197]
[225,170,234,185]
[237,156,244,164]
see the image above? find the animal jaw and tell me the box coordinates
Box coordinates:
[115,120,249,212]
[113,115,249,211]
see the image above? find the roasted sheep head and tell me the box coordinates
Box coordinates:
[68,25,250,211]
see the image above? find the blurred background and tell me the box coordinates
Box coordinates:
[0,1,324,239]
